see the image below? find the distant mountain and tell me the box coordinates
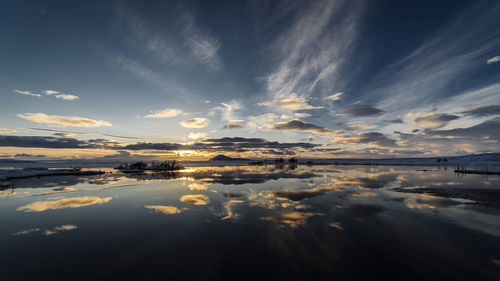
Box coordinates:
[209,155,247,161]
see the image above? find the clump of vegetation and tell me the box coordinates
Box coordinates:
[288,157,298,163]
[151,160,183,170]
[117,161,183,171]
[129,161,148,170]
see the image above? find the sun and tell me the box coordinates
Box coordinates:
[174,150,196,157]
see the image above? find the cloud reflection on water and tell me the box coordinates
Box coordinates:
[180,194,210,205]
[17,196,112,212]
[145,205,185,215]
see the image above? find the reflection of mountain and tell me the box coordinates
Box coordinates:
[178,166,318,185]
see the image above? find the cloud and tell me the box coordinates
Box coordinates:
[0,135,119,149]
[270,119,340,135]
[364,2,500,113]
[180,118,210,128]
[339,204,385,218]
[145,205,184,215]
[0,128,16,134]
[18,113,112,127]
[14,153,46,158]
[44,90,79,100]
[342,102,384,117]
[55,224,78,231]
[17,196,112,212]
[182,13,221,70]
[393,118,500,155]
[294,112,312,118]
[329,222,343,230]
[53,132,75,137]
[264,1,364,101]
[384,118,404,124]
[145,108,184,118]
[12,228,40,236]
[261,212,318,228]
[2,134,318,155]
[337,122,377,131]
[122,137,317,154]
[188,132,208,140]
[13,225,77,236]
[406,194,458,209]
[326,92,343,101]
[247,113,279,132]
[180,194,209,205]
[426,117,500,139]
[333,132,397,147]
[262,94,322,110]
[114,56,189,95]
[214,102,242,122]
[13,89,41,97]
[461,105,500,118]
[223,123,243,129]
[486,56,500,64]
[188,183,208,190]
[28,127,140,140]
[221,199,244,220]
[406,112,459,129]
[272,185,342,201]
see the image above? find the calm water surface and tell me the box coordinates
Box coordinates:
[1,165,500,281]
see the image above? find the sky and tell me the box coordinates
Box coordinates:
[1,0,500,160]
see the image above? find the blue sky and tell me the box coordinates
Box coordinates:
[1,0,500,159]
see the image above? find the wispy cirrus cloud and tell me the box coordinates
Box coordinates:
[13,89,41,97]
[180,118,210,128]
[115,2,221,71]
[213,101,242,122]
[17,113,112,127]
[264,0,364,100]
[247,113,279,132]
[367,2,500,113]
[326,92,343,101]
[182,13,221,71]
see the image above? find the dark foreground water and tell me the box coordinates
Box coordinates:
[1,165,500,281]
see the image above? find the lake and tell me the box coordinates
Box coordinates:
[1,165,500,281]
